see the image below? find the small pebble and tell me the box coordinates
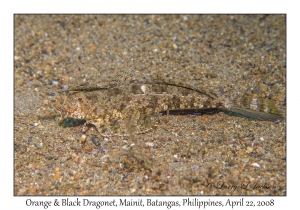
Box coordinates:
[251,163,260,168]
[51,80,58,85]
[199,125,206,131]
[35,141,43,149]
[122,145,131,150]
[145,142,154,148]
[246,147,253,153]
[43,100,50,105]
[91,135,100,146]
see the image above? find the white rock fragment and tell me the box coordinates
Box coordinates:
[141,85,147,94]
[251,163,260,168]
[145,142,154,148]
[52,80,58,85]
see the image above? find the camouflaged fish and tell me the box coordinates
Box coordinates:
[56,79,282,137]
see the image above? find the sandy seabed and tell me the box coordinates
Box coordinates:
[14,14,286,195]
